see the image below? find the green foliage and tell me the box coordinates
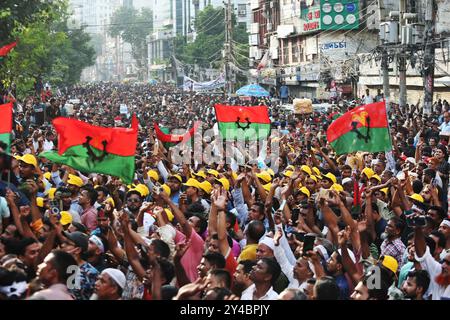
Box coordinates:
[109,6,153,78]
[0,1,95,97]
[0,0,68,45]
[175,5,248,75]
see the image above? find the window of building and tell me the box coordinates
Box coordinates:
[283,39,289,65]
[292,39,300,63]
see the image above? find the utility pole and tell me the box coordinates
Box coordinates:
[398,0,407,109]
[378,0,390,109]
[224,0,233,96]
[423,0,435,115]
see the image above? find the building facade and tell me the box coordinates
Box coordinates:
[249,0,450,104]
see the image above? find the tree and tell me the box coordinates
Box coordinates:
[109,6,153,80]
[173,5,249,87]
[0,2,96,97]
[0,0,67,45]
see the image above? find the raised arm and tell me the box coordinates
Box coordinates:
[119,212,146,280]
[160,190,192,238]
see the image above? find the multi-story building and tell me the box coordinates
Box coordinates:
[148,0,251,81]
[69,0,133,81]
[249,0,450,103]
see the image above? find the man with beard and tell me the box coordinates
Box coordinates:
[86,234,108,272]
[60,231,99,300]
[92,268,125,300]
[401,270,430,300]
[124,190,143,220]
[414,224,450,299]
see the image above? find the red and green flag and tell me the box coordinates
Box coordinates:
[154,121,200,148]
[0,102,13,152]
[326,101,392,155]
[40,115,138,183]
[0,41,17,57]
[214,104,270,140]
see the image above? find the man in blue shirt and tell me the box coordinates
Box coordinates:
[280,82,289,104]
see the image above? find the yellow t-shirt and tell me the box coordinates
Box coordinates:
[238,243,258,262]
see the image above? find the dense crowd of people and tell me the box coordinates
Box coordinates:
[0,82,449,300]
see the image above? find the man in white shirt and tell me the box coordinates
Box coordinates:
[439,112,450,134]
[363,89,374,105]
[414,225,450,300]
[240,257,280,300]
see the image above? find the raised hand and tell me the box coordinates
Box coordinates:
[274,226,283,246]
[213,187,227,211]
[175,240,191,260]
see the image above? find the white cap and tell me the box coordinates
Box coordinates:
[406,157,416,165]
[342,177,352,185]
[440,219,450,228]
[101,268,126,289]
[338,248,357,264]
[89,235,105,254]
[258,237,275,252]
[314,245,330,261]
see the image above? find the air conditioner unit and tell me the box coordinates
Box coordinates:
[276,25,295,38]
[239,10,246,16]
[251,23,259,34]
[250,0,259,10]
[255,49,263,60]
[270,47,278,59]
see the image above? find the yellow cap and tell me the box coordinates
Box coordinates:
[199,181,213,194]
[323,172,337,184]
[256,171,272,183]
[301,165,312,176]
[44,172,52,181]
[299,187,311,198]
[207,169,219,177]
[60,211,73,226]
[380,188,389,195]
[370,174,381,182]
[105,197,115,207]
[266,168,275,177]
[215,178,230,191]
[47,188,57,200]
[263,183,272,193]
[286,165,295,171]
[193,171,207,179]
[67,174,83,187]
[331,184,344,192]
[308,175,318,182]
[36,197,44,208]
[162,184,171,196]
[168,174,182,183]
[20,154,38,169]
[164,208,174,222]
[408,193,424,203]
[134,184,150,197]
[283,170,293,178]
[183,178,201,189]
[362,167,375,179]
[147,170,159,182]
[380,255,398,274]
[312,167,321,176]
